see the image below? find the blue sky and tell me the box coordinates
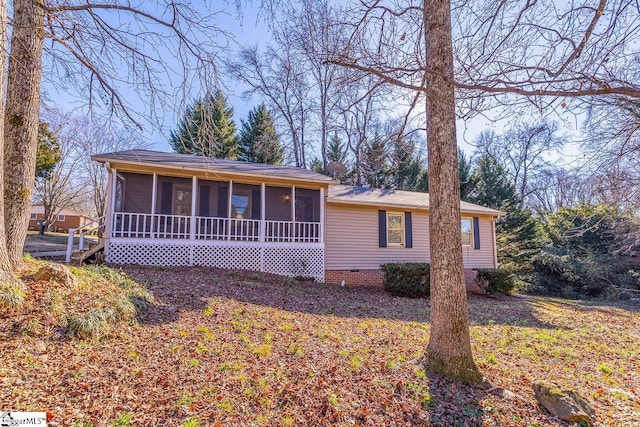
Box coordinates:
[41,1,580,163]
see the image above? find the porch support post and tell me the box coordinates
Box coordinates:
[227,180,233,240]
[190,176,197,266]
[291,186,296,240]
[190,176,197,241]
[319,186,325,244]
[108,167,117,240]
[103,164,114,257]
[260,182,266,272]
[260,183,265,243]
[151,173,157,237]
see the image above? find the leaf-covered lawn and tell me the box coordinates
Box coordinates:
[1,265,639,426]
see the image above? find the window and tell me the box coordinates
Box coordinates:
[461,218,472,246]
[173,185,192,216]
[115,173,126,212]
[231,183,260,219]
[387,212,405,246]
[30,213,37,220]
[295,188,320,222]
[231,191,250,218]
[57,215,66,222]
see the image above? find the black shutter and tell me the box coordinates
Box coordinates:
[405,212,413,248]
[473,216,481,249]
[251,189,261,219]
[160,182,173,214]
[378,210,387,248]
[217,185,228,217]
[199,185,210,216]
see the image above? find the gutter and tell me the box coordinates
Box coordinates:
[91,156,338,186]
[327,197,502,217]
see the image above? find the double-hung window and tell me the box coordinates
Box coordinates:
[461,218,473,246]
[387,212,405,246]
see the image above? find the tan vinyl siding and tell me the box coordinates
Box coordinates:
[462,215,497,268]
[326,203,498,270]
[325,203,430,270]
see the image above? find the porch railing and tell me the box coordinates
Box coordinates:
[111,212,190,239]
[264,220,320,243]
[111,212,320,243]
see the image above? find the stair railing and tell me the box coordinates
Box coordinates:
[65,215,106,262]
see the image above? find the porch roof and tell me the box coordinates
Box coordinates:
[92,149,336,185]
[328,185,503,216]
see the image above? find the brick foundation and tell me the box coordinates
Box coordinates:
[325,268,482,292]
[324,269,385,286]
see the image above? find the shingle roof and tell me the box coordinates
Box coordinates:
[92,149,335,184]
[328,185,502,216]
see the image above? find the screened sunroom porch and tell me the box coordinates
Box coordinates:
[92,150,331,281]
[110,171,324,244]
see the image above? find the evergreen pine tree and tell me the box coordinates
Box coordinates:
[458,150,475,201]
[310,158,324,173]
[360,133,389,188]
[36,122,62,179]
[389,136,425,191]
[170,90,239,159]
[239,104,284,164]
[415,150,472,195]
[327,133,347,163]
[470,154,543,277]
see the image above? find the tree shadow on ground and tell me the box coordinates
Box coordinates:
[120,265,563,329]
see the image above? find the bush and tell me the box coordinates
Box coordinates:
[476,268,516,295]
[381,263,430,298]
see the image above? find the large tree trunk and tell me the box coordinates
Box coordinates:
[0,0,17,282]
[423,0,484,384]
[4,0,45,268]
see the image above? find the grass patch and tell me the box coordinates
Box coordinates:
[12,259,153,339]
[0,277,27,314]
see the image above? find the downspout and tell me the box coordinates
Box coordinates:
[104,162,114,259]
[492,216,498,268]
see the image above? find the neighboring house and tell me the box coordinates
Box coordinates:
[91,149,501,284]
[29,205,92,233]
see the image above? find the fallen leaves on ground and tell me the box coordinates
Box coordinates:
[1,264,639,426]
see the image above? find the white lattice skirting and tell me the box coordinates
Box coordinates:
[107,240,325,281]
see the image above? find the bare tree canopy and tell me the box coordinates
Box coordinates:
[329,0,640,102]
[0,1,236,273]
[42,0,231,126]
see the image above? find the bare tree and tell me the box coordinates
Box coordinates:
[324,0,640,382]
[473,120,567,206]
[583,93,640,213]
[336,74,389,186]
[528,167,593,213]
[229,45,311,167]
[284,0,344,171]
[1,1,231,271]
[75,117,147,218]
[33,110,145,228]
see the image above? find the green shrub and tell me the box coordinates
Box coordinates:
[381,263,430,298]
[475,268,516,295]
